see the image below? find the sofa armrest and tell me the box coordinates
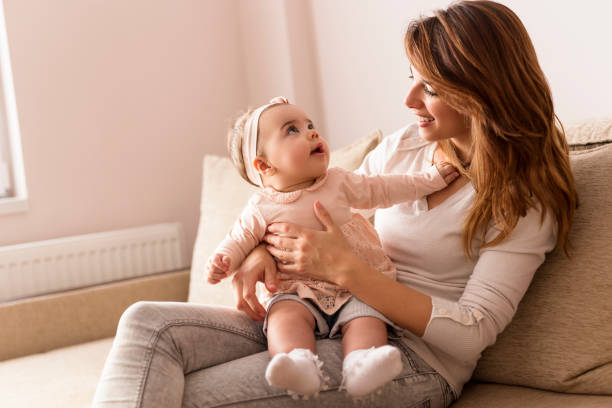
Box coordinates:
[0,269,190,361]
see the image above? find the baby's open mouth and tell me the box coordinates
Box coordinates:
[311,143,324,155]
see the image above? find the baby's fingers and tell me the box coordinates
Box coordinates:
[212,254,231,272]
[435,161,455,176]
[436,162,460,184]
[443,170,460,184]
[207,269,227,283]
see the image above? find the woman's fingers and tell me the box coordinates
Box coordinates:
[264,262,279,292]
[313,200,335,232]
[276,262,300,274]
[243,283,267,320]
[266,245,293,262]
[266,222,301,237]
[232,274,265,321]
[262,233,296,251]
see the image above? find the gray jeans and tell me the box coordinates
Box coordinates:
[92,301,455,408]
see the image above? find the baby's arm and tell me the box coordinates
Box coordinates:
[206,199,267,284]
[338,162,458,210]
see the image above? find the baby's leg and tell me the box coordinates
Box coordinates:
[341,317,403,397]
[267,299,316,355]
[265,300,323,396]
[341,316,388,356]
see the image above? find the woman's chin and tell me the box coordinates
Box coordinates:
[418,127,440,142]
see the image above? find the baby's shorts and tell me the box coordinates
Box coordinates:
[262,293,404,339]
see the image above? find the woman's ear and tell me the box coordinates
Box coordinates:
[253,157,276,176]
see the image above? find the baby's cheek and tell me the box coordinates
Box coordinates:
[287,149,309,169]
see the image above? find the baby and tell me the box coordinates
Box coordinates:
[206,97,458,398]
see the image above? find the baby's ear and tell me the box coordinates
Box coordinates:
[254,157,276,176]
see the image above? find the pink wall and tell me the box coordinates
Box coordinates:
[1,0,610,263]
[0,0,247,259]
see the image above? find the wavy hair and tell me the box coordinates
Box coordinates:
[404,0,578,257]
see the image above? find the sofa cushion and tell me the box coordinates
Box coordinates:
[188,130,383,305]
[564,115,612,147]
[473,142,612,394]
[0,337,114,408]
[451,382,612,408]
[1,269,189,362]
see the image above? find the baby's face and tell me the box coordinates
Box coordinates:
[259,104,329,184]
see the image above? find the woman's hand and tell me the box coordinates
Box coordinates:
[263,200,357,286]
[231,244,279,321]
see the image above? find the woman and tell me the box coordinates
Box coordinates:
[93,1,577,407]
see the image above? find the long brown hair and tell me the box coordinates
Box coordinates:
[405,0,577,257]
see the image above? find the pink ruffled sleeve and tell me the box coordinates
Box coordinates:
[336,166,447,210]
[212,198,267,273]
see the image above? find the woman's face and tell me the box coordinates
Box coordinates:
[404,67,470,145]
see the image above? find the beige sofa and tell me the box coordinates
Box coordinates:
[2,119,611,407]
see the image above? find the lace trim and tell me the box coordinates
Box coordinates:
[261,171,329,204]
[274,216,396,314]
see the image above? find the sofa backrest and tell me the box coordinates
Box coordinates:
[473,117,612,394]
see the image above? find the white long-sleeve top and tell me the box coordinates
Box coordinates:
[356,123,557,396]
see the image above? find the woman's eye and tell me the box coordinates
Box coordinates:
[424,87,438,97]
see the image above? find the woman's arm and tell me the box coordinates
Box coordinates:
[420,206,556,360]
[264,200,434,337]
[340,257,434,337]
[265,201,557,360]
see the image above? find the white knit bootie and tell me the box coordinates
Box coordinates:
[265,348,323,397]
[341,345,403,397]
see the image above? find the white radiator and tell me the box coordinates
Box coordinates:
[0,222,188,302]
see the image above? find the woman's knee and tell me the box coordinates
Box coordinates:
[117,301,166,332]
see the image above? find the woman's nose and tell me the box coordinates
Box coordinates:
[404,85,422,109]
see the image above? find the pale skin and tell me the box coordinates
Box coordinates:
[207,100,459,358]
[231,67,474,341]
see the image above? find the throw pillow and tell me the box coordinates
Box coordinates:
[188,130,383,306]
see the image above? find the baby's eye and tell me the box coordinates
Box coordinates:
[308,123,315,130]
[287,125,298,135]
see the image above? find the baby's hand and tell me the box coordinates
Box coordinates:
[206,253,231,284]
[435,161,460,185]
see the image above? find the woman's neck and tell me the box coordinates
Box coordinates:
[450,135,472,165]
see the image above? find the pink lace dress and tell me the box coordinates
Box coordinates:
[213,166,446,314]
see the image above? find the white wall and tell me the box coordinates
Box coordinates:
[309,0,612,148]
[238,0,326,137]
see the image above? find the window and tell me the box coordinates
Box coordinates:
[0,0,27,215]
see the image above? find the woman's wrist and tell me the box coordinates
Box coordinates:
[334,249,367,290]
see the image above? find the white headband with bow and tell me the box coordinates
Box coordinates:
[241,96,289,187]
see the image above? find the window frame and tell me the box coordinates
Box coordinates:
[0,0,28,215]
